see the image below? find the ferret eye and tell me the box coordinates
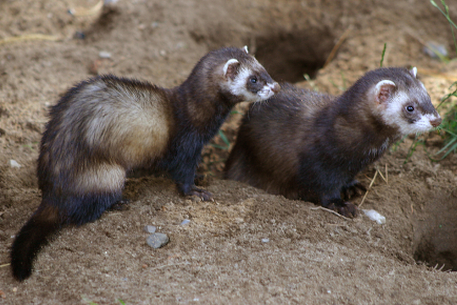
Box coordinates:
[406,105,414,112]
[250,77,257,83]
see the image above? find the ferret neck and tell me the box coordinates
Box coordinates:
[170,82,233,138]
[333,84,400,146]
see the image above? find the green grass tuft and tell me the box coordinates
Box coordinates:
[430,0,457,56]
[379,43,387,67]
[210,130,231,150]
[430,0,457,159]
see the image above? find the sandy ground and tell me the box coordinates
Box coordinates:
[1,0,457,304]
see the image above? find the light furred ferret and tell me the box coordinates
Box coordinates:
[11,46,280,281]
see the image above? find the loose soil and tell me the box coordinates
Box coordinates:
[1,0,457,304]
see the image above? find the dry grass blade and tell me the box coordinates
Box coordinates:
[150,262,190,271]
[385,163,388,184]
[376,166,387,183]
[310,206,352,221]
[359,170,378,207]
[0,34,60,46]
[323,28,352,69]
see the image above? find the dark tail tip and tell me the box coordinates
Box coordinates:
[11,205,61,281]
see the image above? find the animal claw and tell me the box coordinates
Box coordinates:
[188,187,213,201]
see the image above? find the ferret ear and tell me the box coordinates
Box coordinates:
[375,80,396,104]
[223,58,240,80]
[409,67,417,78]
[243,46,249,54]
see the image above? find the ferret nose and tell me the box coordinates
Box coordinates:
[271,82,281,93]
[430,116,442,127]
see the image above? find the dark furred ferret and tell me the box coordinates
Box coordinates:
[11,46,280,281]
[224,67,441,217]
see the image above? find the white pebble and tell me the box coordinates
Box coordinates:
[362,209,386,225]
[144,225,156,233]
[9,160,21,168]
[180,219,190,226]
[261,238,269,243]
[99,51,111,59]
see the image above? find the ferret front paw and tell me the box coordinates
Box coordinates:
[336,202,358,218]
[108,199,131,211]
[188,187,213,201]
[324,200,358,218]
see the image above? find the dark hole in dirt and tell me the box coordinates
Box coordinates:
[413,192,457,271]
[85,6,121,40]
[254,28,336,83]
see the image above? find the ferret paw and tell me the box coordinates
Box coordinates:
[341,180,367,200]
[188,187,213,201]
[324,200,358,218]
[108,199,131,211]
[337,202,358,218]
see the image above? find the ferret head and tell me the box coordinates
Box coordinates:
[369,67,442,135]
[219,46,280,102]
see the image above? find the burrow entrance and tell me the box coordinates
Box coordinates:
[254,28,336,83]
[413,191,457,271]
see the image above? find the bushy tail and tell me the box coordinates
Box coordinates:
[11,204,62,281]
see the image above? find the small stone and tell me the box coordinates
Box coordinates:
[180,219,190,226]
[423,42,448,59]
[190,195,202,203]
[9,160,21,168]
[144,225,156,233]
[147,233,170,249]
[362,209,386,225]
[234,217,244,224]
[99,51,111,59]
[73,31,85,40]
[261,238,269,243]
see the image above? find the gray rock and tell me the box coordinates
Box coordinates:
[147,233,170,249]
[9,160,21,168]
[144,225,156,233]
